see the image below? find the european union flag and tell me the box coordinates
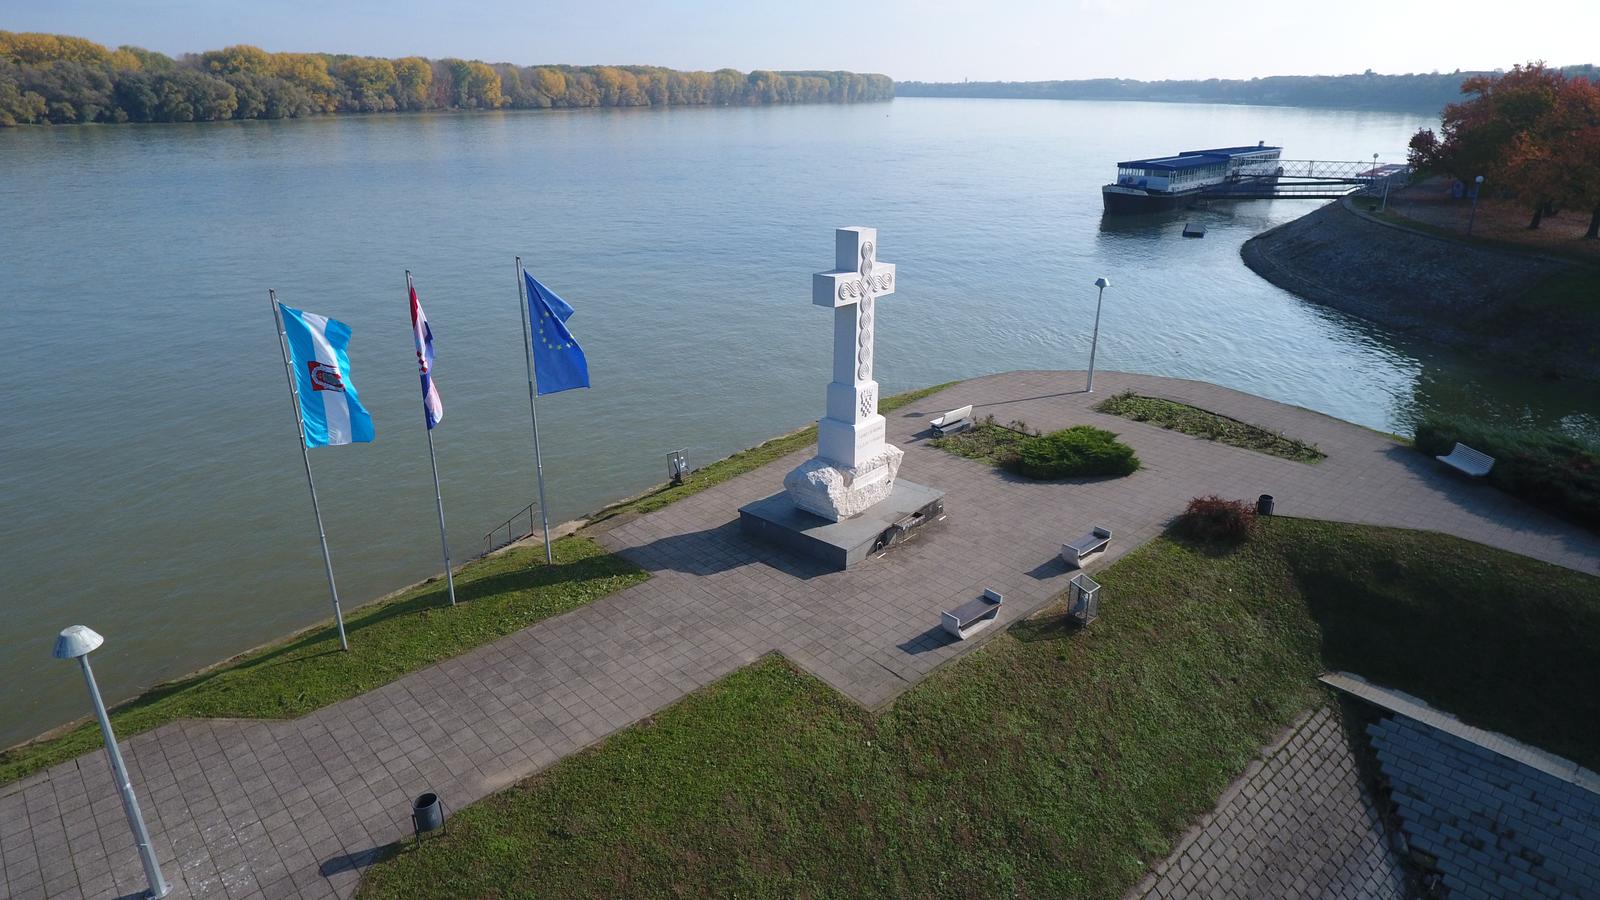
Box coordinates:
[524,269,590,395]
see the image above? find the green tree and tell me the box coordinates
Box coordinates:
[393,56,432,110]
[333,56,397,111]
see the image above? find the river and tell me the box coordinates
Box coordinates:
[3,97,1595,749]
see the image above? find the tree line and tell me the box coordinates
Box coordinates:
[897,67,1598,112]
[1408,63,1600,239]
[0,31,894,127]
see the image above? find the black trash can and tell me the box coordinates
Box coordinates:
[412,792,444,837]
[1257,494,1275,516]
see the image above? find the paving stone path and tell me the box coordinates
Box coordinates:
[2,372,1594,899]
[1126,706,1410,900]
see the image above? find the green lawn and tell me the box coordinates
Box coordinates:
[929,416,1033,466]
[0,538,646,786]
[1095,392,1325,463]
[356,519,1600,899]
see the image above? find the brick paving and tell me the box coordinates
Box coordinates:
[1127,706,1409,900]
[2,371,1595,899]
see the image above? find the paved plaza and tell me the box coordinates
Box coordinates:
[2,371,1595,899]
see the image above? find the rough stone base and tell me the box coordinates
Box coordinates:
[738,480,944,571]
[782,445,904,522]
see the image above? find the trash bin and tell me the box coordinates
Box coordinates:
[1257,494,1275,516]
[412,792,444,837]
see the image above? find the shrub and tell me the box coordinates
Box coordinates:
[1012,426,1141,479]
[1173,496,1258,543]
[1414,415,1600,531]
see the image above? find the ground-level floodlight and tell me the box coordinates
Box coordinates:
[53,626,170,899]
[1086,277,1111,393]
[1468,175,1485,236]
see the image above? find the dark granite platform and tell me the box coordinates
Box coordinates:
[737,480,946,571]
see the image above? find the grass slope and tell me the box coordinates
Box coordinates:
[0,538,646,786]
[1095,392,1325,463]
[357,520,1600,899]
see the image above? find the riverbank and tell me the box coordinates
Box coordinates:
[1241,196,1600,382]
[0,383,954,786]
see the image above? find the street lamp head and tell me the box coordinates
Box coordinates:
[53,625,104,660]
[1475,175,1485,184]
[1094,276,1111,289]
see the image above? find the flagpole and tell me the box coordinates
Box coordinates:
[516,257,555,564]
[270,290,350,651]
[410,271,457,606]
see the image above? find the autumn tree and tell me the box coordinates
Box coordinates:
[334,56,397,111]
[392,57,432,110]
[200,44,272,77]
[0,29,892,126]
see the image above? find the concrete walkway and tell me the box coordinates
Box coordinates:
[2,371,1595,899]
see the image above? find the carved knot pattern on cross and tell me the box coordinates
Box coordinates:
[835,240,893,384]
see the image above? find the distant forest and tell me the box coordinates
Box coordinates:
[897,66,1600,111]
[0,31,894,127]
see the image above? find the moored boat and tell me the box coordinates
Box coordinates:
[1102,143,1283,214]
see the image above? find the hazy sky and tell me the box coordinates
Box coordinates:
[3,0,1593,81]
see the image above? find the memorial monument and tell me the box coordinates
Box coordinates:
[739,227,944,570]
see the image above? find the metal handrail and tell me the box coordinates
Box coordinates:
[483,501,538,554]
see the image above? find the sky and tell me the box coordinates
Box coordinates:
[2,0,1594,82]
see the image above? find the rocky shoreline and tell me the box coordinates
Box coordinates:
[1241,198,1600,382]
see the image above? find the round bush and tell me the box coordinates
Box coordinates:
[1174,495,1257,543]
[1011,426,1141,479]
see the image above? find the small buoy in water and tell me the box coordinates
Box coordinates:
[1182,222,1207,238]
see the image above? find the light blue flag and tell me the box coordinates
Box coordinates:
[523,270,590,395]
[279,304,376,447]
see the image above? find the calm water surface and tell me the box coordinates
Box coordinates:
[3,97,1595,748]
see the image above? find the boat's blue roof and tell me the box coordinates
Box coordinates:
[1181,145,1282,156]
[1118,145,1282,171]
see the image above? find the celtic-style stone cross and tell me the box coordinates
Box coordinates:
[784,227,904,521]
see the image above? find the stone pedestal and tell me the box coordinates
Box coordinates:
[739,480,945,571]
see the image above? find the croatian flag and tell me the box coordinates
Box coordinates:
[409,275,444,429]
[279,304,376,447]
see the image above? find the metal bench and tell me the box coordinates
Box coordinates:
[1436,442,1495,478]
[930,405,974,436]
[941,589,1003,640]
[1061,526,1112,569]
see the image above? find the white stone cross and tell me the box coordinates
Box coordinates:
[811,226,897,467]
[784,227,904,521]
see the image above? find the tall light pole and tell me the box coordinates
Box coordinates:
[53,626,170,899]
[1467,174,1485,236]
[1086,276,1110,392]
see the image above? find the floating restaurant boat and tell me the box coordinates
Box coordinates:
[1102,142,1283,214]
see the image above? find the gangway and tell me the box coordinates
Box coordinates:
[1198,160,1409,201]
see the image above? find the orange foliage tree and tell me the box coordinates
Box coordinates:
[1413,63,1600,235]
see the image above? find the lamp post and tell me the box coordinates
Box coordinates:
[53,626,170,899]
[1086,276,1110,392]
[1467,174,1485,236]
